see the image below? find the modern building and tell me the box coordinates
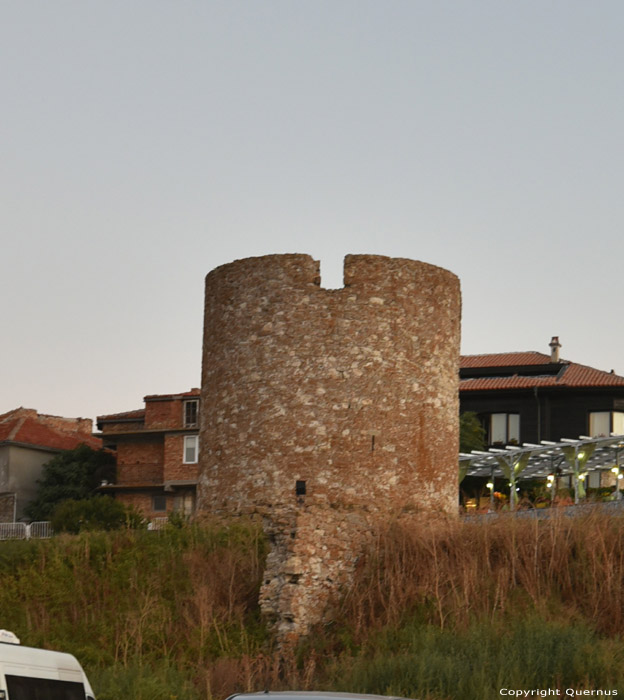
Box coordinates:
[460,337,624,488]
[0,408,101,522]
[96,389,200,518]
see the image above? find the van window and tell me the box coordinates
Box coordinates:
[6,675,86,700]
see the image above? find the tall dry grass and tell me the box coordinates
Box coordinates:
[4,511,624,699]
[340,509,624,639]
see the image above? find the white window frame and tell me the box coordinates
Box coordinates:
[183,435,199,464]
[488,413,520,446]
[589,411,624,438]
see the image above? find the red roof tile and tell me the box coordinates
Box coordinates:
[0,409,102,451]
[460,357,624,391]
[97,409,146,423]
[460,352,553,368]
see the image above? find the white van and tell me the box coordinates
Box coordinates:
[0,631,95,700]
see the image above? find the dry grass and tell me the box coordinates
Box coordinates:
[5,512,624,699]
[341,509,624,638]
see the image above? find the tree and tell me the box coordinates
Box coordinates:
[460,411,486,453]
[24,444,116,521]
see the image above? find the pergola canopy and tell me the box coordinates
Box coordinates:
[460,433,624,508]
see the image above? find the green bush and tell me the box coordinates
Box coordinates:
[25,445,116,521]
[51,497,145,533]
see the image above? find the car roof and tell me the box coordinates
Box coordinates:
[226,693,416,700]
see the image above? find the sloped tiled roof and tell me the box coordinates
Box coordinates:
[97,408,146,423]
[460,353,624,392]
[143,388,200,401]
[0,408,102,451]
[460,352,552,368]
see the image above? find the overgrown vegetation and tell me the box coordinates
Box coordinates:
[459,411,485,453]
[25,445,116,521]
[3,512,624,699]
[50,497,145,533]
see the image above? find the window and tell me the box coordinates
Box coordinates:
[152,495,167,512]
[588,470,602,489]
[184,400,199,428]
[6,675,86,700]
[184,435,199,464]
[486,413,520,446]
[589,411,624,437]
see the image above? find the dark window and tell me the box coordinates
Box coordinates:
[184,400,199,428]
[296,480,307,496]
[152,495,167,512]
[6,675,86,700]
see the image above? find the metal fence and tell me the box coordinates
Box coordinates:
[463,499,624,522]
[29,521,53,539]
[147,517,168,531]
[0,518,171,540]
[0,522,53,541]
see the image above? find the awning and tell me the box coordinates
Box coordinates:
[460,433,624,508]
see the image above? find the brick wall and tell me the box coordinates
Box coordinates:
[116,441,163,485]
[116,492,171,518]
[198,254,461,641]
[163,434,199,482]
[100,420,145,435]
[145,399,183,430]
[37,413,93,435]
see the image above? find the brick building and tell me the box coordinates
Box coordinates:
[96,389,200,518]
[0,408,101,522]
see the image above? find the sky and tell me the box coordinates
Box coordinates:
[2,1,624,424]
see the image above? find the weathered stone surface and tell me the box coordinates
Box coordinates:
[0,494,14,523]
[198,253,461,640]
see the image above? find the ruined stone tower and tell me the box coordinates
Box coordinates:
[198,254,460,640]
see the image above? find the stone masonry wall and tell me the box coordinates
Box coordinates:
[198,254,461,641]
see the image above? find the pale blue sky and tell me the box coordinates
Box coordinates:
[2,1,623,422]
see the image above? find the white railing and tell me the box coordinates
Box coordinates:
[0,522,53,541]
[0,523,27,540]
[147,517,168,531]
[29,521,53,539]
[0,517,172,540]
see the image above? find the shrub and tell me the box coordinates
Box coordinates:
[25,445,116,521]
[51,497,145,534]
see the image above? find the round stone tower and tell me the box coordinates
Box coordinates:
[198,253,461,639]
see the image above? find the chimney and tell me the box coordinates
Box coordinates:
[549,336,561,363]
